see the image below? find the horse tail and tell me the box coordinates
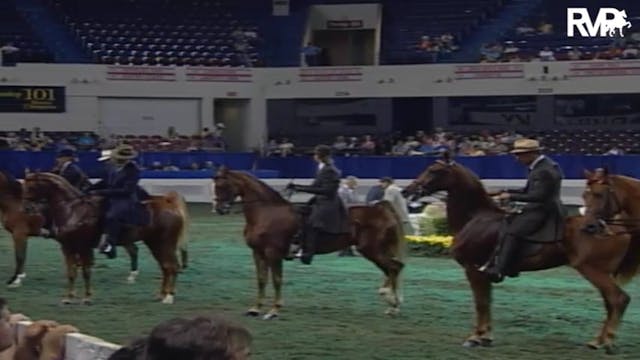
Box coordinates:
[375,200,407,261]
[614,234,640,286]
[165,191,190,269]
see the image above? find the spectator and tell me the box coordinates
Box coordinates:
[366,184,385,204]
[604,146,624,155]
[301,43,322,67]
[380,177,412,234]
[167,126,179,139]
[538,20,553,34]
[622,45,639,59]
[538,46,555,61]
[567,47,582,60]
[361,135,376,153]
[516,23,535,35]
[331,136,348,152]
[145,315,252,360]
[277,138,294,157]
[391,139,410,155]
[0,42,19,66]
[337,175,359,256]
[76,132,96,149]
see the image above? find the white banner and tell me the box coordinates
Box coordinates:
[555,113,640,126]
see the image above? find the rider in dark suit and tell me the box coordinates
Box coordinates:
[287,145,349,265]
[87,145,147,259]
[480,138,565,283]
[52,147,91,192]
[40,148,91,238]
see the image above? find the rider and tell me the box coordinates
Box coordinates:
[286,145,349,265]
[38,147,92,238]
[87,145,145,259]
[479,138,565,283]
[52,147,91,192]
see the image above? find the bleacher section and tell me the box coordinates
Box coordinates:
[0,1,53,63]
[381,0,504,64]
[499,0,640,61]
[51,0,263,67]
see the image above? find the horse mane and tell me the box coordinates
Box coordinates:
[0,170,23,198]
[229,170,288,204]
[450,163,502,213]
[30,172,82,197]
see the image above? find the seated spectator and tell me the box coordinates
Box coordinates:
[332,136,348,152]
[265,138,279,156]
[76,132,96,149]
[360,135,376,153]
[538,20,553,34]
[623,46,639,59]
[567,47,582,60]
[516,23,535,35]
[538,46,555,61]
[167,126,179,139]
[109,315,252,360]
[0,43,19,66]
[391,139,410,155]
[301,43,322,67]
[604,146,624,155]
[277,138,294,157]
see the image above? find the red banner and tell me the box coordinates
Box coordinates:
[185,68,253,82]
[454,64,524,80]
[299,67,363,82]
[569,61,640,77]
[106,66,177,81]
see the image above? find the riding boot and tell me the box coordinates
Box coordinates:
[98,221,119,259]
[300,227,318,265]
[482,234,519,283]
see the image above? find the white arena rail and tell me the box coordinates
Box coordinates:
[138,178,587,205]
[14,321,120,360]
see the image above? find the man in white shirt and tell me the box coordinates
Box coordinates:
[380,177,412,234]
[337,176,359,256]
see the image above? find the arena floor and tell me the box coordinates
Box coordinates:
[1,204,640,359]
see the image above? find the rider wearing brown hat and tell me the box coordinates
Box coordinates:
[480,138,565,282]
[286,145,349,264]
[87,145,146,259]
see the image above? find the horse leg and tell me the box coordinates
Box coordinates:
[80,253,94,305]
[178,245,188,271]
[123,243,140,284]
[263,254,283,320]
[575,264,630,355]
[7,231,28,288]
[61,249,78,304]
[247,249,268,317]
[145,241,178,304]
[359,245,404,316]
[462,267,493,348]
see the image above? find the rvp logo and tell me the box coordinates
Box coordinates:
[567,8,631,37]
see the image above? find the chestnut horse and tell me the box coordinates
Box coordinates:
[23,172,189,304]
[0,171,154,288]
[403,158,636,354]
[213,167,406,319]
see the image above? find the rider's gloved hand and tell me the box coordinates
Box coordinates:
[285,183,297,191]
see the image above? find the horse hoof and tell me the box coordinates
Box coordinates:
[82,298,93,305]
[462,338,492,348]
[61,298,74,305]
[6,273,25,288]
[462,339,480,348]
[378,287,391,296]
[126,271,139,284]
[586,340,603,350]
[262,312,278,320]
[161,294,174,304]
[384,307,400,317]
[604,344,619,355]
[245,309,260,317]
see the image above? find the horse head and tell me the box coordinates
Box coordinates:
[402,152,458,199]
[0,170,24,200]
[212,166,237,215]
[23,172,80,203]
[582,167,623,233]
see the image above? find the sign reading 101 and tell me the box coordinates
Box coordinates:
[0,86,65,113]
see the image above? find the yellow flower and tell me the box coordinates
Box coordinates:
[406,235,453,247]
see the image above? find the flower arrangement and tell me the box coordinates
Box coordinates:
[405,203,452,257]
